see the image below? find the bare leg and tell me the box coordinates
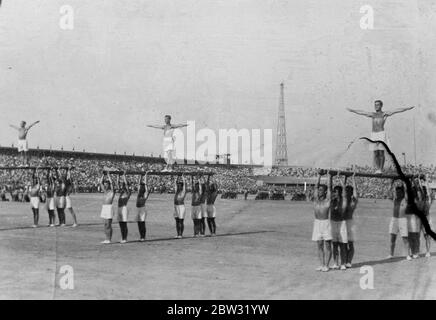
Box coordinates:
[332,242,339,266]
[425,234,431,256]
[68,208,78,225]
[380,150,385,171]
[373,151,378,170]
[402,236,410,258]
[317,241,325,268]
[325,240,332,268]
[104,219,113,242]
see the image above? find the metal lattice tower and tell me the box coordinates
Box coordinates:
[275,82,288,166]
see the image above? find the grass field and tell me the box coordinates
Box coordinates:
[1,194,436,299]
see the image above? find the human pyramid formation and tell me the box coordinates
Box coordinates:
[312,170,433,272]
[5,167,79,228]
[98,172,219,244]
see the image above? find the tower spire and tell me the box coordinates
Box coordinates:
[275,82,288,166]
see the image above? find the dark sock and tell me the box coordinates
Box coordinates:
[211,218,216,234]
[180,219,184,236]
[137,222,146,239]
[48,210,55,224]
[207,218,213,234]
[32,208,38,225]
[175,218,180,236]
[193,219,198,235]
[200,218,205,235]
[119,222,128,240]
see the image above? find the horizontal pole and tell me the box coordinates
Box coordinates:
[102,170,215,176]
[323,170,425,180]
[0,166,74,170]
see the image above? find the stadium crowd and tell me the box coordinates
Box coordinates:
[0,152,434,201]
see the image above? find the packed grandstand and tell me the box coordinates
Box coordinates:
[0,147,435,201]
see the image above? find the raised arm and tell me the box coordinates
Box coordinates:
[99,174,106,192]
[9,124,19,130]
[352,173,358,201]
[346,108,373,117]
[27,120,40,130]
[146,125,164,129]
[326,172,332,201]
[390,179,396,200]
[171,123,189,129]
[314,174,321,200]
[137,174,143,191]
[144,173,151,199]
[124,174,131,196]
[385,106,414,117]
[425,178,433,206]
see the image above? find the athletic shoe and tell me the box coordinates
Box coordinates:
[72,223,78,228]
[60,224,66,227]
[375,170,382,174]
[331,264,339,270]
[425,252,431,258]
[412,254,419,259]
[161,168,169,172]
[321,266,329,272]
[120,240,127,244]
[100,240,111,244]
[345,263,352,268]
[31,225,37,228]
[315,266,323,271]
[386,255,393,259]
[340,265,346,270]
[139,238,145,242]
[49,224,55,227]
[406,255,412,261]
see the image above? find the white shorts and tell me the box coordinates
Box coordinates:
[174,204,186,219]
[47,197,55,211]
[312,219,332,241]
[389,217,408,237]
[66,196,72,209]
[346,219,356,242]
[100,204,114,220]
[17,139,28,152]
[369,131,391,151]
[331,220,348,243]
[206,204,216,218]
[117,206,129,222]
[201,203,207,218]
[191,205,202,219]
[163,137,175,164]
[136,206,147,222]
[407,214,421,233]
[57,196,66,209]
[30,196,40,209]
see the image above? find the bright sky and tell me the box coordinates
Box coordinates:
[1,0,436,166]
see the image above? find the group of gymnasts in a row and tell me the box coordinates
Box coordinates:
[99,172,219,244]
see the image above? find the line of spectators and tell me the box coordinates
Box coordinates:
[0,153,434,200]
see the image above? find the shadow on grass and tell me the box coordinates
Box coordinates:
[105,230,275,245]
[350,254,435,268]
